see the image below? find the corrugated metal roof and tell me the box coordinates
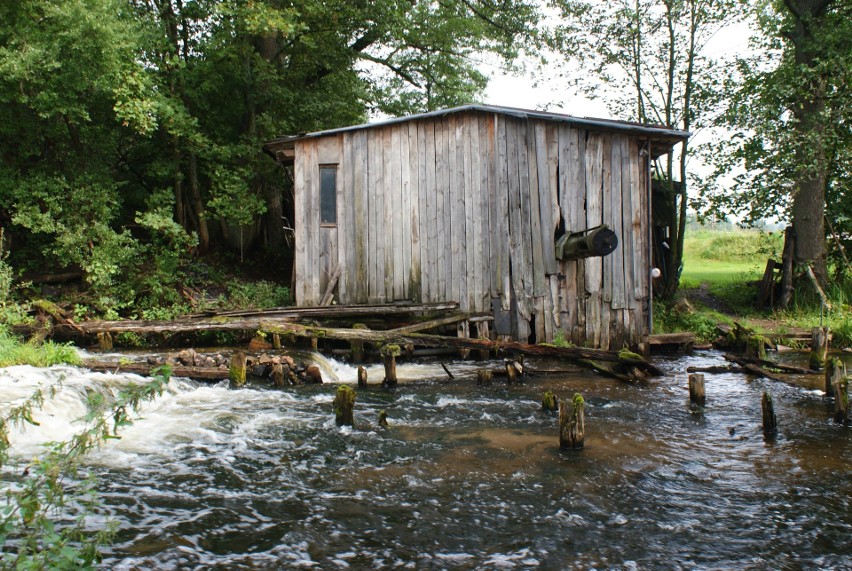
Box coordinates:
[263,104,689,153]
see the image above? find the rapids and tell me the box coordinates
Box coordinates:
[1,351,850,569]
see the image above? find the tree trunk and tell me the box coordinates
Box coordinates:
[786,0,832,284]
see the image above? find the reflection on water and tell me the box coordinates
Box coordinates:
[1,351,850,569]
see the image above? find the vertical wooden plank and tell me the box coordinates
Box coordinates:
[557,126,575,341]
[408,121,421,301]
[516,119,535,318]
[635,141,650,338]
[467,115,482,312]
[400,123,411,298]
[480,115,495,303]
[352,131,368,303]
[449,115,464,307]
[390,125,404,300]
[304,140,319,304]
[584,132,604,347]
[423,121,436,301]
[546,125,560,329]
[527,121,547,297]
[495,114,511,310]
[506,118,527,323]
[293,140,307,306]
[435,119,447,301]
[337,134,350,303]
[536,122,558,276]
[382,127,394,300]
[619,135,636,347]
[610,135,627,310]
[368,130,384,302]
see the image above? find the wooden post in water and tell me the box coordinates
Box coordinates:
[381,344,400,388]
[762,390,777,438]
[378,409,389,428]
[505,361,518,385]
[351,323,368,363]
[333,385,356,427]
[746,336,766,360]
[230,351,247,386]
[477,369,493,385]
[97,331,113,351]
[833,373,849,425]
[271,362,285,387]
[825,357,845,396]
[310,336,319,351]
[357,365,368,388]
[559,394,585,450]
[272,333,282,350]
[808,327,829,371]
[688,373,706,406]
[542,390,558,413]
[457,320,471,360]
[477,321,491,360]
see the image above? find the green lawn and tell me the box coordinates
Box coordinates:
[680,228,781,287]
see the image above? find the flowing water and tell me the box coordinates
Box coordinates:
[1,350,850,569]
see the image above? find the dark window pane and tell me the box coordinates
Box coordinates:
[320,166,337,224]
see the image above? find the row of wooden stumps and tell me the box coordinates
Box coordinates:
[689,372,781,438]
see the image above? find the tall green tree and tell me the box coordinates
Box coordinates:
[1,0,537,315]
[549,0,743,298]
[698,0,851,291]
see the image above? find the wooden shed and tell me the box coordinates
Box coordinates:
[264,105,688,350]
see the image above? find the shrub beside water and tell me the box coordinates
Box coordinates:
[0,328,81,368]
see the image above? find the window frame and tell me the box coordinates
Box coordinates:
[318,163,338,227]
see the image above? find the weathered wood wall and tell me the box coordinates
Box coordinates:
[293,110,651,349]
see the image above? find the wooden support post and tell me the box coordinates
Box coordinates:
[477,369,493,385]
[271,363,285,387]
[559,394,585,450]
[357,365,368,388]
[285,334,297,346]
[762,390,777,438]
[272,333,282,350]
[505,360,521,385]
[688,373,706,406]
[381,344,400,387]
[825,357,845,396]
[310,336,319,351]
[457,320,470,360]
[378,409,389,428]
[808,327,829,371]
[477,321,491,360]
[229,351,247,386]
[351,323,368,363]
[833,375,849,425]
[746,335,766,360]
[333,385,355,427]
[542,390,557,413]
[97,331,113,351]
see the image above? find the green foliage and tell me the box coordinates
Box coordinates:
[226,280,291,309]
[0,328,81,368]
[0,366,171,568]
[653,300,728,343]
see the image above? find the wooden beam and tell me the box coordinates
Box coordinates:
[260,321,662,376]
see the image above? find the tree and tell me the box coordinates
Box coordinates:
[0,0,538,316]
[549,0,743,298]
[697,0,851,291]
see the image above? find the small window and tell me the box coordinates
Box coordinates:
[319,165,337,225]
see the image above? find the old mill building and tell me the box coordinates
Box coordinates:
[264,105,688,351]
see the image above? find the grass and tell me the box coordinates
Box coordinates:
[0,327,82,368]
[664,227,852,347]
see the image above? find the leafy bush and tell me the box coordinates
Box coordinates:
[226,280,291,309]
[0,328,82,368]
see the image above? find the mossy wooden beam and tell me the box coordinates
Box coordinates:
[260,321,661,376]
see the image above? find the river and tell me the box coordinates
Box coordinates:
[1,350,850,569]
